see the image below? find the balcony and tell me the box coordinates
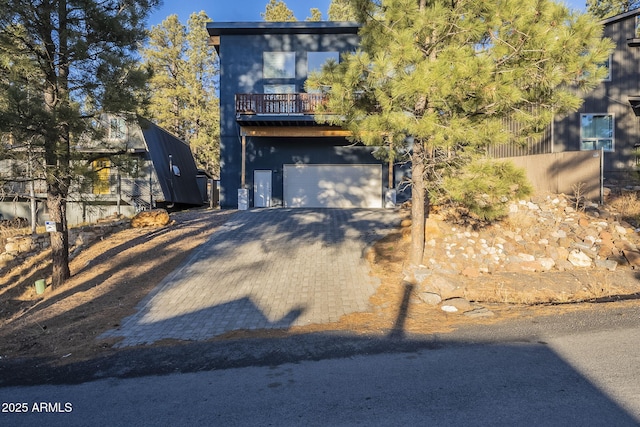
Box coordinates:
[235,93,327,117]
[234,93,350,136]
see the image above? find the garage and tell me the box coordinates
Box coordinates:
[283,164,383,208]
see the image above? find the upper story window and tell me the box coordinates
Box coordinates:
[580,55,611,82]
[306,52,339,94]
[263,52,295,79]
[109,117,126,140]
[600,55,611,81]
[580,113,614,152]
[307,52,339,74]
[627,16,640,46]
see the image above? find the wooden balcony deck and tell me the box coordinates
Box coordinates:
[235,93,327,116]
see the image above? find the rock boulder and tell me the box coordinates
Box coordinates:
[131,209,171,228]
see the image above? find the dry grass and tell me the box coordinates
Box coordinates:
[460,269,633,306]
[571,182,587,211]
[501,210,538,235]
[0,209,236,362]
[609,192,640,223]
[464,284,563,305]
[574,271,627,301]
[0,226,28,247]
[0,224,48,250]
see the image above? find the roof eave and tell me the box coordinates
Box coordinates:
[206,21,360,37]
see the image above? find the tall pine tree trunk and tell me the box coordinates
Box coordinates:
[42,86,71,288]
[46,190,70,287]
[409,0,430,266]
[410,139,426,265]
[43,0,71,289]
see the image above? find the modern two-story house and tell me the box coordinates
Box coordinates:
[207,21,401,209]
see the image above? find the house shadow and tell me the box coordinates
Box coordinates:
[103,296,305,347]
[206,207,402,255]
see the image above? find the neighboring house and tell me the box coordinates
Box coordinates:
[483,10,640,201]
[552,9,640,186]
[0,116,207,225]
[207,21,403,209]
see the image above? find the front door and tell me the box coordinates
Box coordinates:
[253,170,272,208]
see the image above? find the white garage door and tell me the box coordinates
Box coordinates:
[283,164,382,208]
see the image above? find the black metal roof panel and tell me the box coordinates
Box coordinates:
[138,118,203,206]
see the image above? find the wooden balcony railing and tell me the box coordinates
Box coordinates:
[235,93,327,116]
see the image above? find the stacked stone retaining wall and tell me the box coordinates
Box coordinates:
[0,216,129,275]
[416,194,640,277]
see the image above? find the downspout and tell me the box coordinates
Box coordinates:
[241,135,246,189]
[388,139,394,190]
[551,108,555,153]
[116,168,121,215]
[167,154,175,209]
[27,144,36,234]
[149,160,154,209]
[600,146,604,205]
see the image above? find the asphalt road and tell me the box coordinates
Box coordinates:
[1,302,639,426]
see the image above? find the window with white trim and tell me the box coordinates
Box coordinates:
[109,117,126,140]
[580,114,614,152]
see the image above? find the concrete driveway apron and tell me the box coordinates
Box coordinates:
[101,208,401,347]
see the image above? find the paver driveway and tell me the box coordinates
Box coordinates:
[102,208,401,347]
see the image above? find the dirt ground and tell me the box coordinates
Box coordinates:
[1,208,639,368]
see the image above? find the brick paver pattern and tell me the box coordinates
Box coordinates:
[101,208,400,347]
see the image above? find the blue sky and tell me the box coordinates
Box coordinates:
[148,0,587,26]
[149,0,333,25]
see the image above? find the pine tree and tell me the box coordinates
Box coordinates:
[261,0,297,22]
[328,0,358,21]
[587,0,640,18]
[306,8,323,21]
[142,12,220,177]
[0,0,157,288]
[142,15,188,135]
[308,0,614,264]
[0,32,48,234]
[184,12,221,177]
